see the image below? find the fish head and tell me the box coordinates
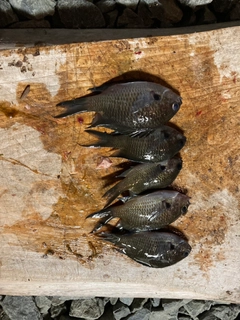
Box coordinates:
[162,234,192,266]
[176,193,191,216]
[149,89,182,115]
[167,132,186,156]
[158,190,190,221]
[159,157,183,173]
[131,83,182,127]
[163,191,190,217]
[156,88,182,117]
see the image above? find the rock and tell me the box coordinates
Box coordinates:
[147,0,183,24]
[57,0,105,28]
[150,310,178,320]
[51,296,78,306]
[183,300,213,318]
[34,296,52,315]
[146,0,164,20]
[0,296,41,320]
[116,0,140,11]
[0,306,10,320]
[130,298,148,313]
[119,298,134,306]
[110,298,119,305]
[160,0,183,23]
[211,0,238,13]
[98,305,115,320]
[162,299,191,315]
[178,316,193,320]
[96,0,116,13]
[198,312,220,320]
[70,298,105,320]
[198,6,216,24]
[137,0,154,27]
[0,0,18,27]
[103,298,110,306]
[126,308,151,320]
[8,0,56,19]
[178,0,213,7]
[150,298,161,307]
[229,2,240,21]
[117,8,144,27]
[59,315,76,320]
[113,301,131,320]
[9,19,51,28]
[50,303,67,318]
[210,304,240,320]
[104,10,119,27]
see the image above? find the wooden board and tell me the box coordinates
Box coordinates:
[0,25,239,302]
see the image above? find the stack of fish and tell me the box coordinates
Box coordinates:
[56,81,191,268]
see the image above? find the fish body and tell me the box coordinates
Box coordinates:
[55,81,182,133]
[98,231,191,268]
[103,157,183,207]
[88,190,190,232]
[81,126,186,163]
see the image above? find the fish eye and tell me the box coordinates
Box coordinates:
[177,162,182,170]
[158,164,166,171]
[179,137,186,147]
[165,202,171,209]
[172,102,180,111]
[153,93,161,100]
[170,244,175,250]
[163,131,170,139]
[181,206,188,214]
[183,251,189,257]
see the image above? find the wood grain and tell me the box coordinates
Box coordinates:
[0,25,239,302]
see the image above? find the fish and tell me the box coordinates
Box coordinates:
[55,81,182,134]
[103,157,183,207]
[97,230,191,268]
[87,190,190,232]
[80,126,186,163]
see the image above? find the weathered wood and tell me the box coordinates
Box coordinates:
[0,25,239,302]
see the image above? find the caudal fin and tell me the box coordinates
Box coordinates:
[55,97,88,118]
[96,232,120,245]
[103,183,122,208]
[86,208,111,219]
[86,208,112,233]
[80,130,113,148]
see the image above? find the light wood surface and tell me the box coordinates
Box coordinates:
[0,25,239,302]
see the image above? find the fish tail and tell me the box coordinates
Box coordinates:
[55,97,89,118]
[97,232,120,245]
[87,208,113,233]
[81,130,112,148]
[86,208,111,219]
[102,183,121,208]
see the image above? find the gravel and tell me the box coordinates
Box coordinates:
[0,0,238,28]
[0,296,239,320]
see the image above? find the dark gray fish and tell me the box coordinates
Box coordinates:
[98,231,191,268]
[81,126,186,163]
[103,157,183,207]
[55,81,182,134]
[87,190,190,232]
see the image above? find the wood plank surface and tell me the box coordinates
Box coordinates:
[0,25,239,302]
